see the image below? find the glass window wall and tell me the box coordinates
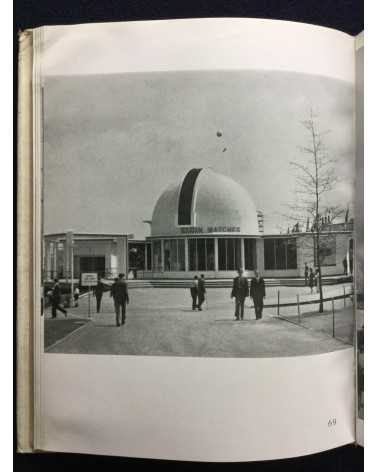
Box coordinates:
[163,239,185,271]
[189,238,215,271]
[152,240,162,271]
[218,238,241,271]
[264,238,297,270]
[244,239,257,270]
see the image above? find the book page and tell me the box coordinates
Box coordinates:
[33,18,356,461]
[17,29,34,453]
[355,31,364,447]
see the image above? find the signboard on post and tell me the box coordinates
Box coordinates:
[81,273,98,287]
[81,272,98,317]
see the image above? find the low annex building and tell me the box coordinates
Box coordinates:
[44,168,353,281]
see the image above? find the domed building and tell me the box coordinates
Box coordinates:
[146,168,264,277]
[142,167,353,279]
[43,168,354,282]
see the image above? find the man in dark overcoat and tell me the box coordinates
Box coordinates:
[111,273,129,326]
[231,268,249,320]
[197,274,206,311]
[51,278,67,318]
[93,276,105,313]
[250,270,266,320]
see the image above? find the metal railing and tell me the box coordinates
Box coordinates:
[271,287,354,344]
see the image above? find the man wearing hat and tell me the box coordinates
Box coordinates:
[111,273,130,327]
[231,268,249,320]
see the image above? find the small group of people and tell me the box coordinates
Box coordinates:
[304,262,320,294]
[93,273,130,326]
[231,268,266,320]
[47,273,130,328]
[190,274,206,311]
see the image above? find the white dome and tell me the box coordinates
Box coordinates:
[151,168,259,237]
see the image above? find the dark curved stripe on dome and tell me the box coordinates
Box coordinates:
[178,168,202,225]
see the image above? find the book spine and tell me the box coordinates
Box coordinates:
[17,29,34,453]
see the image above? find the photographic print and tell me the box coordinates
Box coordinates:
[42,68,355,358]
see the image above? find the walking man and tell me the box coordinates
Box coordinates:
[231,268,249,320]
[111,273,129,326]
[190,276,199,310]
[250,270,266,320]
[93,276,105,313]
[51,278,67,318]
[198,274,206,311]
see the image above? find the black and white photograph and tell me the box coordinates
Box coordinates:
[42,63,355,358]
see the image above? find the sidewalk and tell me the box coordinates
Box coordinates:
[45,284,353,357]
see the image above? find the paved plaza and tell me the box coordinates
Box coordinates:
[44,283,354,357]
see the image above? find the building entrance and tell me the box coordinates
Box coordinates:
[77,256,106,277]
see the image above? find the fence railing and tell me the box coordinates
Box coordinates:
[271,287,354,344]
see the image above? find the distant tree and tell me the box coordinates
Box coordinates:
[287,110,344,312]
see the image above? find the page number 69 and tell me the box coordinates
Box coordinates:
[328,418,337,427]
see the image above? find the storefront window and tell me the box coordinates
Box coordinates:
[244,239,257,270]
[146,243,152,270]
[264,238,297,270]
[189,239,196,271]
[218,239,226,271]
[206,239,215,270]
[287,239,297,269]
[276,239,286,270]
[152,240,162,271]
[163,239,185,271]
[218,238,241,271]
[178,240,185,271]
[189,238,215,271]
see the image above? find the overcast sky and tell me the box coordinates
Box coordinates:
[43,70,354,238]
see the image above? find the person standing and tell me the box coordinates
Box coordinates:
[308,268,315,294]
[51,278,67,318]
[314,268,320,293]
[93,277,105,313]
[112,273,129,326]
[231,268,249,320]
[198,274,206,311]
[190,276,199,310]
[250,270,266,320]
[304,262,309,286]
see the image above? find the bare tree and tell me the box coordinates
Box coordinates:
[288,110,343,312]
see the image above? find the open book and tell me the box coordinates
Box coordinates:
[17,18,364,461]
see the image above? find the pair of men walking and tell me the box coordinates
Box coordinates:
[190,274,206,311]
[231,268,266,320]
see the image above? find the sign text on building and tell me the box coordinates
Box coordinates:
[180,226,240,234]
